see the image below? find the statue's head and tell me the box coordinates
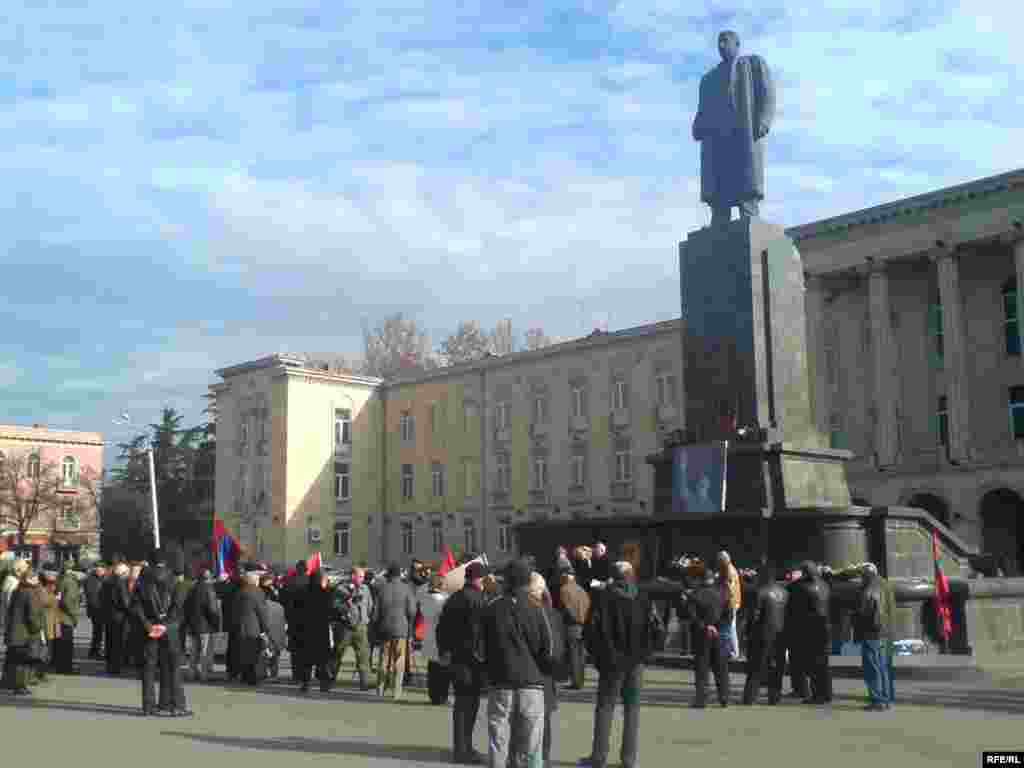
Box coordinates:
[718,30,740,62]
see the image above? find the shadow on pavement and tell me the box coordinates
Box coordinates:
[0,695,141,717]
[161,731,452,762]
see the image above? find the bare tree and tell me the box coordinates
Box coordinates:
[524,326,554,351]
[361,313,440,379]
[441,320,494,365]
[0,449,63,546]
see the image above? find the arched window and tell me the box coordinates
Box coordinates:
[1003,278,1020,357]
[907,492,951,527]
[62,456,79,487]
[27,453,40,480]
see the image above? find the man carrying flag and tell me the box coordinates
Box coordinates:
[932,530,954,649]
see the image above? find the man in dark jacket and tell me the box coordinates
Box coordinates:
[102,560,131,675]
[232,572,271,685]
[53,563,81,674]
[261,575,286,680]
[281,561,309,682]
[373,562,416,699]
[482,558,552,768]
[4,570,46,695]
[84,562,107,659]
[579,560,652,768]
[689,568,729,708]
[789,561,832,704]
[742,563,787,705]
[437,561,490,765]
[133,550,191,717]
[856,563,890,711]
[184,569,220,682]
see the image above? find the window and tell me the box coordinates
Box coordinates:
[240,420,249,445]
[432,462,445,497]
[1010,386,1024,440]
[613,379,628,410]
[936,396,950,448]
[496,454,510,491]
[335,463,351,501]
[400,411,415,442]
[532,456,547,490]
[829,412,846,450]
[655,373,677,406]
[27,453,40,479]
[334,522,350,557]
[431,520,443,552]
[571,386,585,418]
[928,303,944,367]
[335,408,352,449]
[533,397,546,423]
[58,501,79,529]
[495,401,510,430]
[463,402,476,433]
[464,519,477,553]
[571,455,586,488]
[498,520,512,553]
[615,450,632,482]
[401,521,414,554]
[430,403,439,437]
[61,456,78,487]
[463,460,476,499]
[1004,278,1020,357]
[401,464,414,500]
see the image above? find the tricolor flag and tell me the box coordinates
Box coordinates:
[306,551,322,576]
[213,516,240,578]
[932,529,954,640]
[437,546,457,577]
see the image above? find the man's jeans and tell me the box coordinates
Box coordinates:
[719,613,739,659]
[189,633,214,682]
[591,664,643,768]
[861,639,888,705]
[488,687,545,768]
[885,640,895,703]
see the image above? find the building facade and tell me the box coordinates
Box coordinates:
[213,169,1024,575]
[0,423,104,565]
[792,168,1024,573]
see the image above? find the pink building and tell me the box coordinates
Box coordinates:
[0,423,104,566]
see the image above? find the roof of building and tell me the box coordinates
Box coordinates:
[0,423,104,446]
[786,167,1024,244]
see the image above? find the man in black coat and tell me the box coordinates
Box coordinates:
[789,561,832,704]
[232,572,271,685]
[133,550,191,717]
[216,572,242,682]
[84,562,107,660]
[436,561,490,766]
[581,561,652,768]
[281,561,308,682]
[102,560,131,676]
[689,569,730,708]
[742,563,787,705]
[184,569,220,682]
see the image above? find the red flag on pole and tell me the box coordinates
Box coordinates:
[306,551,322,577]
[437,546,457,577]
[931,530,954,640]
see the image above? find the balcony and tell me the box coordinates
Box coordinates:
[569,415,588,433]
[611,408,631,429]
[611,481,634,501]
[334,441,352,457]
[530,421,549,437]
[494,427,512,443]
[529,488,551,505]
[656,403,678,424]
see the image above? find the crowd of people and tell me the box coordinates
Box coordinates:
[1,540,900,767]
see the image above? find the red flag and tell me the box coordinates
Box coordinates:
[931,530,954,640]
[306,551,322,577]
[437,546,457,577]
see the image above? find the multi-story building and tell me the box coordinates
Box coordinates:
[212,321,683,568]
[213,169,1024,575]
[0,423,104,565]
[793,167,1024,573]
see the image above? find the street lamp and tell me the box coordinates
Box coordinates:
[111,414,160,550]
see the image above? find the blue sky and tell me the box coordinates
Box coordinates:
[1,0,1021,449]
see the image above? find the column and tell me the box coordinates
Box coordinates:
[1014,239,1024,360]
[933,247,971,463]
[867,258,900,467]
[804,273,830,441]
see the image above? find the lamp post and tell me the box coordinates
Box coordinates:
[111,414,160,551]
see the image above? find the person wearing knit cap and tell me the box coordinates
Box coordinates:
[3,569,46,695]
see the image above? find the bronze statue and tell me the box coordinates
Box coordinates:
[692,31,775,226]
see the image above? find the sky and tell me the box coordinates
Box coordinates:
[1,0,1021,452]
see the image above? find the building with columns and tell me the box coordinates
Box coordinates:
[212,168,1024,574]
[793,167,1024,572]
[0,423,104,565]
